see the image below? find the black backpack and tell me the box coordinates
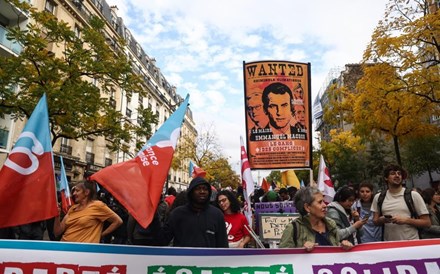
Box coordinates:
[377,188,420,239]
[377,188,418,219]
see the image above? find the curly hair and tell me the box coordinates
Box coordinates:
[334,186,356,203]
[383,164,408,180]
[216,190,241,213]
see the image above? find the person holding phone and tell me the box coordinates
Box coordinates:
[352,182,382,243]
[327,186,367,245]
[371,164,430,241]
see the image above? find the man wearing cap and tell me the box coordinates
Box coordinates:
[161,177,229,247]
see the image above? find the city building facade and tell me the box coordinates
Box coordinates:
[0,0,197,191]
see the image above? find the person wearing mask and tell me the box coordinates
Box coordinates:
[161,177,228,247]
[279,186,353,251]
[327,186,367,245]
[217,190,251,248]
[53,180,122,243]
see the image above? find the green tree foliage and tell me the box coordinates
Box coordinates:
[320,129,367,187]
[266,171,281,186]
[402,135,440,183]
[295,170,310,185]
[0,0,157,151]
[204,157,240,189]
[364,138,393,188]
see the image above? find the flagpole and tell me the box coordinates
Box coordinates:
[244,225,265,248]
[257,170,260,188]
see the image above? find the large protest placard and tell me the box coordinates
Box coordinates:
[0,239,439,273]
[243,60,312,170]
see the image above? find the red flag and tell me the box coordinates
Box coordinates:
[261,178,270,193]
[0,94,58,228]
[58,156,73,214]
[317,155,335,203]
[91,95,189,228]
[240,136,254,225]
[189,160,206,178]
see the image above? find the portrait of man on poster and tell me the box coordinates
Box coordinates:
[292,83,304,102]
[249,82,307,141]
[246,91,269,132]
[293,102,307,131]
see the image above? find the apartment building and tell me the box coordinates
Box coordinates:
[0,0,197,191]
[0,0,27,163]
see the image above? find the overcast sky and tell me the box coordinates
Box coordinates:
[105,0,388,179]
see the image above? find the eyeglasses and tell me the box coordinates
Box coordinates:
[218,198,228,204]
[247,105,262,112]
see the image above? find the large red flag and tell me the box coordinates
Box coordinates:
[0,94,58,228]
[91,95,189,228]
[317,155,335,203]
[240,136,254,225]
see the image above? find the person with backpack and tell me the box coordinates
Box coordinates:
[371,164,430,241]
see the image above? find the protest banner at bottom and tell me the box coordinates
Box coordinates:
[0,239,439,273]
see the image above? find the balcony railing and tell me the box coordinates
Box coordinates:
[0,25,22,54]
[60,144,72,155]
[86,152,95,164]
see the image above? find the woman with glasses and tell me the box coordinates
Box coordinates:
[217,190,251,248]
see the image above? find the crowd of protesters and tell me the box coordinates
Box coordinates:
[1,164,439,251]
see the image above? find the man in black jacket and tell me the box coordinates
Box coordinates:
[161,177,228,248]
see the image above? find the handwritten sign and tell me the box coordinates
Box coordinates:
[259,213,299,241]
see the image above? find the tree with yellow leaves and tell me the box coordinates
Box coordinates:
[364,0,440,105]
[354,63,436,166]
[326,0,440,166]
